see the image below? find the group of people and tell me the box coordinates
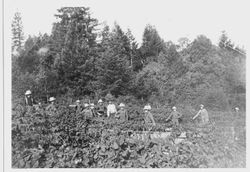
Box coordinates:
[24,90,241,129]
[71,99,129,122]
[25,90,57,114]
[143,103,210,129]
[24,90,129,121]
[68,99,130,133]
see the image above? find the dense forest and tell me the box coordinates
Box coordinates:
[12,7,246,110]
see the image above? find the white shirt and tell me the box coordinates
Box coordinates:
[107,104,117,117]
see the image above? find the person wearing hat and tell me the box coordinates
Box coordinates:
[192,104,209,125]
[166,106,183,127]
[82,103,94,120]
[232,107,241,141]
[115,103,128,122]
[69,100,82,113]
[25,90,36,106]
[75,100,82,114]
[90,103,95,109]
[46,97,57,115]
[89,103,97,117]
[96,99,106,117]
[81,103,94,133]
[234,107,240,116]
[143,104,156,131]
[107,100,117,118]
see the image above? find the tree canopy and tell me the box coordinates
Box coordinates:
[12,7,246,110]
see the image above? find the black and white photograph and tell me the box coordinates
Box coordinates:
[2,0,249,170]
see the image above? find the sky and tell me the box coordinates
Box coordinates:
[7,0,249,47]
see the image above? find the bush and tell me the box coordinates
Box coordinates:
[12,96,246,168]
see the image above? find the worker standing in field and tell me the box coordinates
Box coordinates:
[192,104,209,125]
[46,97,57,116]
[107,100,117,118]
[96,99,106,117]
[232,107,241,141]
[234,107,240,116]
[75,100,82,114]
[143,104,156,131]
[25,90,36,106]
[115,103,128,122]
[90,103,97,117]
[82,103,94,133]
[166,106,183,127]
[82,103,94,120]
[69,99,82,114]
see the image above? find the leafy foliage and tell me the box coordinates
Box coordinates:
[11,8,246,168]
[12,8,245,110]
[12,100,246,168]
[140,24,166,64]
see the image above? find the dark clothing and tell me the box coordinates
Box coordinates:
[91,108,97,117]
[82,108,94,134]
[116,109,128,122]
[167,110,182,126]
[96,104,106,116]
[83,108,94,120]
[75,105,82,114]
[25,96,35,106]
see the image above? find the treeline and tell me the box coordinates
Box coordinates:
[12,7,246,110]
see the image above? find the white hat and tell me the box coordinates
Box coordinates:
[84,103,89,107]
[76,100,80,103]
[235,107,239,111]
[25,90,32,95]
[49,97,56,102]
[98,99,103,103]
[147,105,152,110]
[172,106,177,110]
[144,105,151,110]
[90,103,95,109]
[119,103,125,107]
[200,104,204,107]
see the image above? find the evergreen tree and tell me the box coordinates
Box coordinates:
[218,30,228,49]
[164,41,180,66]
[11,11,24,54]
[51,7,99,96]
[10,6,245,110]
[95,23,134,97]
[17,35,43,74]
[125,29,141,71]
[140,24,165,64]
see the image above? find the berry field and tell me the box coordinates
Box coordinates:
[11,100,246,168]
